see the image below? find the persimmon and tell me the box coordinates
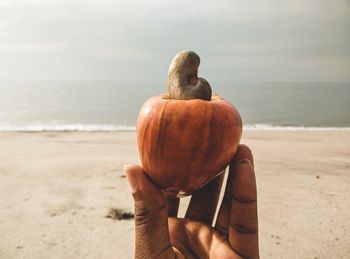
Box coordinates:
[137,50,242,197]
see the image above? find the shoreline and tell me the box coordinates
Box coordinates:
[1,126,350,133]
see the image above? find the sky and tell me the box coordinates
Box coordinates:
[0,0,349,82]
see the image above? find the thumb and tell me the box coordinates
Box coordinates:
[125,165,175,259]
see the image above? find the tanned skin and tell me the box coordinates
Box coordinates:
[125,145,259,259]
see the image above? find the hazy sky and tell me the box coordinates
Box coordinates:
[0,0,349,82]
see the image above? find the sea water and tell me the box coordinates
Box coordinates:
[0,79,349,131]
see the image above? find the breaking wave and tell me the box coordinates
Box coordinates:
[0,123,349,132]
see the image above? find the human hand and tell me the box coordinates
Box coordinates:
[125,145,259,259]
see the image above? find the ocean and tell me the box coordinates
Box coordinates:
[0,79,349,131]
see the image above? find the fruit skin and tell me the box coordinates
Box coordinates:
[137,94,242,197]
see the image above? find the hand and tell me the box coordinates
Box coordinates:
[125,145,259,259]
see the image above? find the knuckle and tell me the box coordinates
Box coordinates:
[231,223,258,234]
[134,205,152,227]
[134,201,167,227]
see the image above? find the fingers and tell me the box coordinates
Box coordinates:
[214,145,259,259]
[229,158,259,259]
[214,171,232,235]
[215,145,254,235]
[125,165,176,259]
[166,196,180,217]
[185,172,225,225]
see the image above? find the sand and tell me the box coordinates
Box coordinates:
[0,131,349,259]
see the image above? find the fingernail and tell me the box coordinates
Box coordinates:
[124,165,138,193]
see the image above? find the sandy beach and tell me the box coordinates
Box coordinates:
[0,130,349,259]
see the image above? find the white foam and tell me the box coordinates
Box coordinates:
[244,124,350,131]
[0,123,349,132]
[0,124,136,132]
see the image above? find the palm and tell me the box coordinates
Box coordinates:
[169,218,239,259]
